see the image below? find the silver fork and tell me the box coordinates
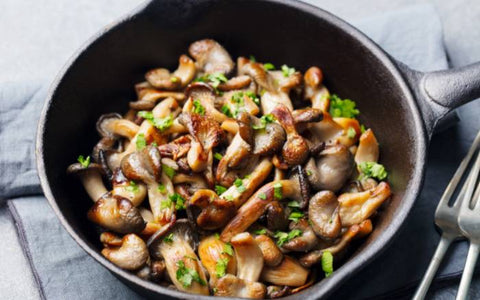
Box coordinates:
[413,130,480,300]
[456,145,480,300]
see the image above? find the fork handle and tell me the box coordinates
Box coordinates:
[412,235,454,300]
[456,243,480,300]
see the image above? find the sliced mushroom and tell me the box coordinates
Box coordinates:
[111,168,147,207]
[354,129,379,165]
[306,144,354,192]
[303,66,330,112]
[198,235,237,285]
[254,235,283,267]
[150,219,209,295]
[299,219,373,268]
[189,189,236,230]
[338,182,391,226]
[214,274,266,298]
[271,104,309,166]
[189,39,234,75]
[231,232,264,282]
[145,55,196,90]
[101,234,148,270]
[308,191,341,239]
[261,256,309,287]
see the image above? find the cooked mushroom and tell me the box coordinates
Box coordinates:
[216,133,252,187]
[189,39,234,75]
[299,219,373,268]
[184,82,227,123]
[218,75,252,91]
[292,108,323,125]
[198,235,236,285]
[281,219,319,253]
[254,235,283,267]
[231,232,264,282]
[67,162,108,201]
[249,115,286,156]
[111,168,147,207]
[271,104,309,166]
[221,90,260,117]
[266,285,291,299]
[130,87,185,110]
[189,189,236,230]
[157,135,192,160]
[102,234,149,270]
[354,129,379,165]
[96,113,140,140]
[303,66,330,112]
[264,201,290,231]
[150,219,209,295]
[100,232,123,247]
[261,256,309,287]
[145,55,196,90]
[338,182,391,226]
[306,144,354,192]
[308,191,342,239]
[172,173,208,194]
[214,274,266,298]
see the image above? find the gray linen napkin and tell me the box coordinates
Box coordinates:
[0,3,471,299]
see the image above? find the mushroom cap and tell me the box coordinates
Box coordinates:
[214,274,266,298]
[121,145,162,183]
[87,194,146,234]
[189,39,234,75]
[189,189,236,230]
[96,113,123,138]
[308,191,342,239]
[260,256,309,287]
[282,219,319,252]
[101,234,149,271]
[251,117,286,156]
[254,234,284,267]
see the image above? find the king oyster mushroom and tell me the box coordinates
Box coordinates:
[145,55,196,90]
[150,219,209,295]
[67,162,145,233]
[101,233,149,271]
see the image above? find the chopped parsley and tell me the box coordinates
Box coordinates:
[126,181,139,193]
[170,77,179,83]
[222,243,234,256]
[137,111,153,120]
[258,193,267,200]
[358,161,388,180]
[361,124,367,133]
[193,100,206,115]
[215,185,227,195]
[170,193,186,210]
[263,63,275,71]
[176,260,206,288]
[234,178,246,193]
[253,228,267,235]
[306,170,313,176]
[163,233,174,244]
[347,127,356,139]
[252,114,275,130]
[288,211,304,222]
[273,182,283,199]
[214,233,220,240]
[287,200,301,208]
[329,94,360,118]
[136,133,147,150]
[77,155,90,168]
[214,152,223,160]
[322,251,334,277]
[215,258,229,278]
[162,164,176,179]
[249,55,256,62]
[274,229,303,247]
[281,64,296,77]
[137,111,173,132]
[160,197,172,209]
[195,73,228,89]
[221,105,233,117]
[157,184,166,194]
[245,91,260,105]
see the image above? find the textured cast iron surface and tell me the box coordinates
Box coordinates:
[37,0,441,299]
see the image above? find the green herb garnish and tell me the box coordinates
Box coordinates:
[274,229,302,247]
[170,193,186,210]
[221,105,233,118]
[126,181,139,193]
[222,243,234,256]
[245,91,260,105]
[273,182,283,199]
[258,193,267,200]
[322,251,334,277]
[214,152,223,160]
[215,185,227,195]
[281,64,295,77]
[287,200,301,208]
[136,133,147,150]
[162,164,176,179]
[77,155,91,168]
[152,115,173,131]
[358,161,388,180]
[163,233,174,244]
[252,114,275,130]
[193,100,206,115]
[288,211,304,222]
[137,111,153,120]
[222,194,234,201]
[254,229,267,235]
[176,261,206,288]
[157,184,166,194]
[234,178,246,193]
[215,258,229,278]
[306,170,313,176]
[347,127,356,139]
[249,55,256,62]
[170,77,179,83]
[361,124,367,133]
[329,94,360,118]
[263,63,275,71]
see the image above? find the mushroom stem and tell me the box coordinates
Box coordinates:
[80,170,108,202]
[231,232,264,282]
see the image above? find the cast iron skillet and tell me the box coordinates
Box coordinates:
[36,0,480,299]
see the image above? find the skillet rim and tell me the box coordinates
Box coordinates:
[35,0,428,298]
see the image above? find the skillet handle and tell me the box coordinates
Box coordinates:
[399,62,480,136]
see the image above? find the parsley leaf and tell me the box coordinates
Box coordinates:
[215,258,229,278]
[281,64,295,77]
[253,229,267,235]
[152,115,173,131]
[287,200,301,208]
[249,55,256,62]
[157,184,166,194]
[252,114,275,130]
[263,63,275,71]
[193,100,206,115]
[163,233,174,244]
[274,229,302,247]
[221,105,233,117]
[358,161,388,180]
[136,133,147,150]
[170,77,179,83]
[214,233,220,240]
[176,261,206,288]
[273,182,283,199]
[347,127,356,139]
[288,211,304,222]
[222,243,234,256]
[329,94,360,118]
[234,178,246,193]
[170,193,186,210]
[160,197,172,209]
[77,155,90,168]
[126,181,139,193]
[214,152,223,160]
[245,91,260,105]
[258,193,267,200]
[322,251,334,277]
[215,185,227,195]
[208,73,228,88]
[137,111,153,120]
[360,124,367,133]
[162,164,176,179]
[306,170,313,176]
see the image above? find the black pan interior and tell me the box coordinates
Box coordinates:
[38,0,426,298]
